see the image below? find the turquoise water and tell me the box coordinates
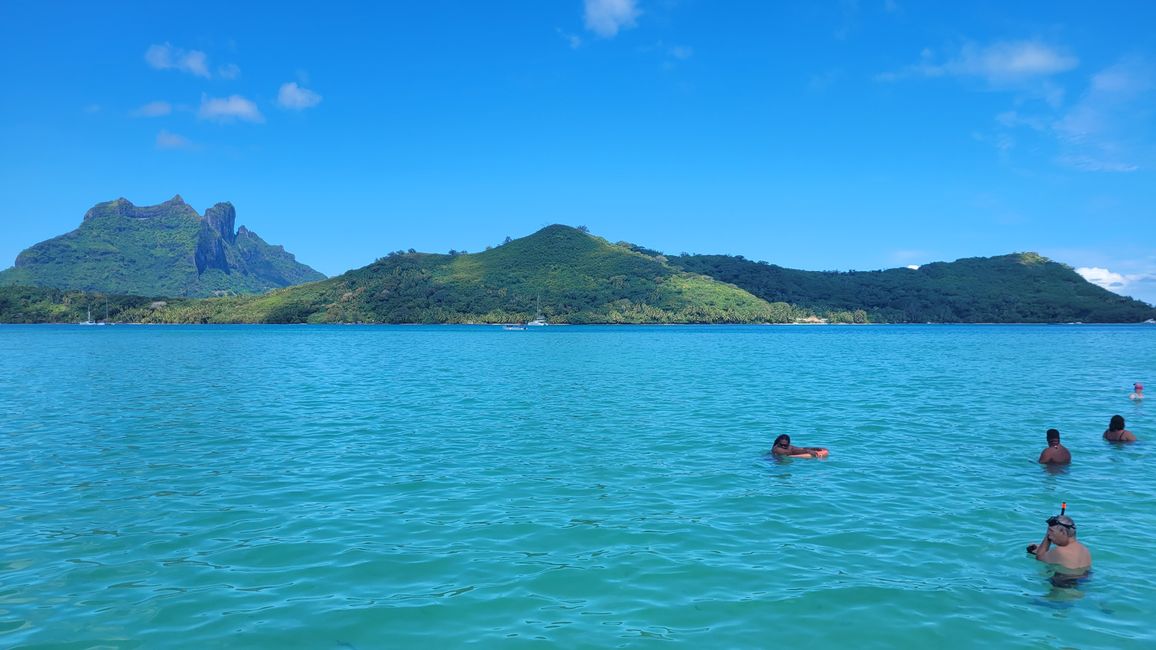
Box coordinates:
[1,324,1152,649]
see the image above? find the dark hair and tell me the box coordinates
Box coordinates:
[1046,428,1060,441]
[1108,415,1125,432]
[773,434,790,447]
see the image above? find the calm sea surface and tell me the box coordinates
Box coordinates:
[1,324,1152,649]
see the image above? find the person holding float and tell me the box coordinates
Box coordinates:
[771,434,828,459]
[1027,503,1092,586]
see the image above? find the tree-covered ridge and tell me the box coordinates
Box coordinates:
[133,225,796,324]
[669,251,1156,323]
[0,226,802,324]
[3,224,1153,325]
[0,196,325,297]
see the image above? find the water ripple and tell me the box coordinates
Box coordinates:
[0,324,1152,648]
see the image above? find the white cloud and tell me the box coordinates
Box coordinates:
[1076,266,1156,304]
[584,0,640,38]
[1076,266,1127,289]
[145,43,211,78]
[132,101,172,118]
[198,94,264,123]
[217,63,242,80]
[881,40,1077,85]
[276,82,323,110]
[156,129,194,150]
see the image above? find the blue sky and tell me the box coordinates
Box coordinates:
[2,0,1155,304]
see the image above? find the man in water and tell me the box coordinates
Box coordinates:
[1038,428,1071,465]
[1130,382,1144,400]
[1028,515,1091,582]
[771,434,827,458]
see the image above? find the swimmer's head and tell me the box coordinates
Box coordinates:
[773,434,791,448]
[1135,382,1144,391]
[1046,428,1061,445]
[1109,415,1125,432]
[1047,515,1077,541]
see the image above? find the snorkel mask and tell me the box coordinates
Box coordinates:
[1046,503,1075,531]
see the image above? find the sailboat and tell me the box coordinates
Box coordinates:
[527,294,548,326]
[79,307,97,325]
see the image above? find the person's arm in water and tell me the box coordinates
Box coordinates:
[1038,448,1056,464]
[790,445,826,457]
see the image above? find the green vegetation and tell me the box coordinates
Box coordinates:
[3,223,1152,325]
[0,226,796,324]
[0,286,161,324]
[0,196,325,297]
[129,226,793,324]
[670,252,1156,323]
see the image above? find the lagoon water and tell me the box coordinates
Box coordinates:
[1,324,1153,649]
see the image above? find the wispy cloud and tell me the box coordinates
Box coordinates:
[989,58,1153,173]
[584,0,640,38]
[198,94,264,123]
[276,82,322,110]
[556,28,582,49]
[879,40,1077,85]
[131,101,172,118]
[668,45,693,60]
[217,63,242,80]
[1051,58,1152,173]
[145,43,210,78]
[156,129,194,150]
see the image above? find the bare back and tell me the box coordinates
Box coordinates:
[1042,539,1092,572]
[1039,445,1071,464]
[1104,428,1137,442]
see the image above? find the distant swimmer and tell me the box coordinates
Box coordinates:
[1038,428,1071,465]
[1027,504,1091,583]
[771,434,829,459]
[1103,414,1137,442]
[1129,382,1144,400]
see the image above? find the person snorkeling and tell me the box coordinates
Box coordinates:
[1038,428,1071,465]
[1027,503,1091,585]
[771,434,828,459]
[1103,414,1137,442]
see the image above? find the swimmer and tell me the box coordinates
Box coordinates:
[1103,414,1136,442]
[1129,382,1144,400]
[1038,428,1071,465]
[1027,512,1091,578]
[771,434,828,459]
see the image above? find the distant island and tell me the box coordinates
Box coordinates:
[2,211,1154,324]
[0,196,324,297]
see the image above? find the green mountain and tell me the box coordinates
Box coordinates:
[669,251,1156,323]
[0,196,325,297]
[3,225,1152,324]
[106,225,797,324]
